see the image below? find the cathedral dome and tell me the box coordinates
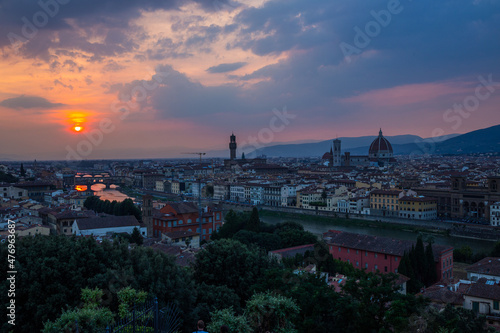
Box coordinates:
[369,129,393,158]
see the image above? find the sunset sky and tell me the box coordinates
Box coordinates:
[1,0,499,160]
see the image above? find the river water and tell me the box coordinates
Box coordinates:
[260,215,496,254]
[90,184,133,202]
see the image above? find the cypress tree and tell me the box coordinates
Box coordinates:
[247,207,260,232]
[414,235,426,282]
[425,242,438,285]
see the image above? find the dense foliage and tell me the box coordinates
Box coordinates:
[398,235,438,293]
[212,208,318,251]
[1,209,494,333]
[84,196,142,221]
[454,241,500,264]
[0,170,18,183]
[0,235,196,332]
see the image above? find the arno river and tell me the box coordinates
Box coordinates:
[84,184,496,254]
[90,184,132,202]
[260,215,496,254]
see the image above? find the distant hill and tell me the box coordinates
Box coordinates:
[206,125,500,158]
[238,134,423,158]
[434,124,500,154]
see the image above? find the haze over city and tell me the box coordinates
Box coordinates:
[1,0,499,160]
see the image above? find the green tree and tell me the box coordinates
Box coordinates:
[246,207,261,232]
[212,210,243,239]
[20,163,26,177]
[420,304,494,333]
[0,235,197,333]
[398,251,421,293]
[414,235,427,282]
[130,227,143,245]
[193,239,277,301]
[233,229,282,251]
[245,292,300,333]
[425,242,438,285]
[193,283,242,325]
[252,268,340,332]
[454,246,473,263]
[491,241,500,257]
[117,287,148,318]
[340,272,422,333]
[275,228,317,249]
[0,170,18,183]
[207,307,251,333]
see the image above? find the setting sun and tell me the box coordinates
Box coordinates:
[73,125,83,132]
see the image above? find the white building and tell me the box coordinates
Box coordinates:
[249,185,264,205]
[229,184,246,202]
[466,257,500,283]
[72,216,147,238]
[463,279,500,319]
[491,202,500,227]
[0,185,28,199]
[213,182,229,200]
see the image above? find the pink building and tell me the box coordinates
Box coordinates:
[323,230,454,280]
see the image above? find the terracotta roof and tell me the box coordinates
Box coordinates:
[164,230,199,239]
[464,280,500,301]
[369,129,393,154]
[75,215,140,230]
[323,230,452,260]
[466,257,500,276]
[399,196,437,202]
[421,287,463,305]
[166,202,198,214]
[371,189,402,195]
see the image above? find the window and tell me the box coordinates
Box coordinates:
[365,251,368,256]
[375,265,378,270]
[494,301,499,311]
[395,257,398,262]
[374,253,378,258]
[188,219,192,223]
[384,266,387,272]
[384,254,387,260]
[338,247,341,252]
[365,263,368,269]
[356,250,359,255]
[356,261,359,266]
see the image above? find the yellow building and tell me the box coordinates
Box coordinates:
[16,224,51,237]
[370,189,402,217]
[398,196,437,220]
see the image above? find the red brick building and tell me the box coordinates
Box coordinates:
[152,202,223,241]
[323,230,454,280]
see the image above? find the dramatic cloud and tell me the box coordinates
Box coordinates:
[207,62,247,73]
[0,95,64,109]
[1,0,499,160]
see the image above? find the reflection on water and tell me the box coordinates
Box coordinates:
[261,215,496,254]
[91,184,133,202]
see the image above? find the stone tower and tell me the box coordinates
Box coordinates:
[229,133,237,160]
[332,139,341,167]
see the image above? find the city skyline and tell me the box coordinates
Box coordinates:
[1,0,500,160]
